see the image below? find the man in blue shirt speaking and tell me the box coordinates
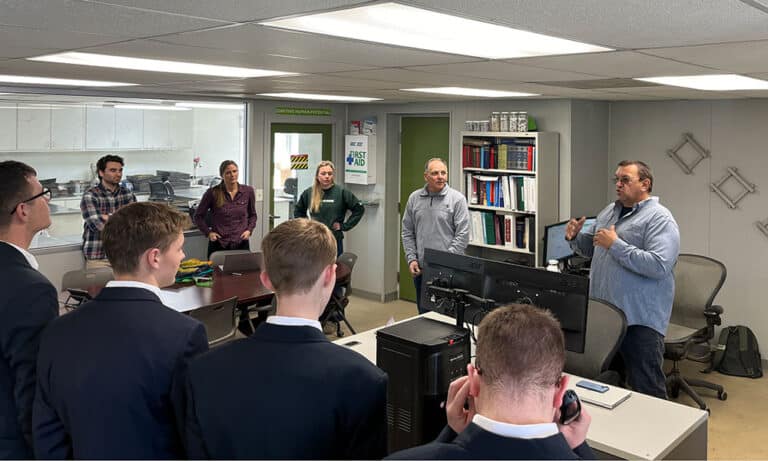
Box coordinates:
[565,160,679,399]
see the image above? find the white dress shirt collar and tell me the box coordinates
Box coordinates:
[267,315,322,332]
[2,240,39,270]
[472,414,559,440]
[106,280,163,299]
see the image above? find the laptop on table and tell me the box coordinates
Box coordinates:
[219,252,263,274]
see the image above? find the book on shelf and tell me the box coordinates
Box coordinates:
[465,173,536,211]
[469,210,534,251]
[462,139,536,171]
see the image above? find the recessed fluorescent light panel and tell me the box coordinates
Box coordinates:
[0,75,135,87]
[259,92,381,102]
[29,52,296,78]
[260,2,611,59]
[635,74,768,91]
[175,102,244,110]
[402,87,539,98]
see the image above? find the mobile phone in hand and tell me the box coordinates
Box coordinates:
[560,389,581,425]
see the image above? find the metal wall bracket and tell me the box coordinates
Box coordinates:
[667,133,710,174]
[756,219,768,239]
[709,167,756,209]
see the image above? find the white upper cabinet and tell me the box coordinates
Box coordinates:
[115,108,143,149]
[17,106,51,150]
[86,107,116,149]
[170,110,193,149]
[0,107,17,151]
[51,106,85,150]
[143,110,171,149]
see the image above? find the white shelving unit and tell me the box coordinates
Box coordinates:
[460,131,559,267]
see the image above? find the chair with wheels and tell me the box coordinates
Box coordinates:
[320,252,358,337]
[565,297,627,385]
[187,296,238,347]
[60,267,114,310]
[664,254,728,410]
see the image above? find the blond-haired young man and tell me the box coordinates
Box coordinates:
[181,218,387,459]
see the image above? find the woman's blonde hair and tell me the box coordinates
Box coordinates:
[310,160,335,214]
[213,160,238,208]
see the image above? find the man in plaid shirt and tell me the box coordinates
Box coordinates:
[80,155,136,269]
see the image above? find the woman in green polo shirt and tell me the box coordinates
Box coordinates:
[294,160,364,256]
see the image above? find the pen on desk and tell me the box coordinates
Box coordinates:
[231,272,242,276]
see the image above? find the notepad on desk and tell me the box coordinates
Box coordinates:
[567,380,632,409]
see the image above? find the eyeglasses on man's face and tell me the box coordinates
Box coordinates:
[612,176,641,185]
[10,188,51,215]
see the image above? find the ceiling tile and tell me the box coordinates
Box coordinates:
[643,41,768,74]
[0,0,225,37]
[157,24,475,68]
[513,51,716,78]
[404,61,604,82]
[86,39,375,73]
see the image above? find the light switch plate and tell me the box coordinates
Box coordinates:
[255,188,263,201]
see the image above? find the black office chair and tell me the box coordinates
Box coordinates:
[565,297,627,385]
[664,254,728,411]
[60,268,114,310]
[188,296,238,347]
[320,252,358,337]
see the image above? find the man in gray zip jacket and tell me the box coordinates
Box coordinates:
[402,158,470,313]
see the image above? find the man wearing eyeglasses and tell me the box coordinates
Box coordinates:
[565,160,680,400]
[0,161,58,459]
[80,154,136,269]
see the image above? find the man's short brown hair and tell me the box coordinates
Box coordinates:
[261,218,336,295]
[475,304,565,396]
[103,202,186,274]
[618,160,653,192]
[0,161,37,227]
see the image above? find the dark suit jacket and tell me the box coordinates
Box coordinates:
[0,242,58,459]
[182,322,388,459]
[387,423,596,460]
[33,287,208,459]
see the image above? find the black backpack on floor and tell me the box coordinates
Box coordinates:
[713,326,763,378]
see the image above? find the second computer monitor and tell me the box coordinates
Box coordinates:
[543,217,596,265]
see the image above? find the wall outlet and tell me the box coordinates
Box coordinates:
[255,188,263,201]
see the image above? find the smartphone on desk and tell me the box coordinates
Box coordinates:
[576,379,609,393]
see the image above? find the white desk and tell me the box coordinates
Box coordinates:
[333,312,708,460]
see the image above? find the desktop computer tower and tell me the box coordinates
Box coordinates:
[376,317,470,453]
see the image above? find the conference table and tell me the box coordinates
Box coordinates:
[162,268,273,313]
[334,311,709,460]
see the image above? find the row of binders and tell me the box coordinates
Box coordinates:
[470,211,535,251]
[462,139,536,171]
[466,173,536,212]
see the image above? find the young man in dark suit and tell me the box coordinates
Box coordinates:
[0,161,58,459]
[181,218,387,459]
[388,304,595,460]
[33,202,208,459]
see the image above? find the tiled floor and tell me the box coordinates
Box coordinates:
[338,295,767,460]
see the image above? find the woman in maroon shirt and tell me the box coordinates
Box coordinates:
[194,160,257,258]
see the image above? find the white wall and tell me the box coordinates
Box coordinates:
[344,99,609,301]
[610,99,768,350]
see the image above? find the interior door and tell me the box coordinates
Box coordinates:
[270,123,332,230]
[399,116,450,302]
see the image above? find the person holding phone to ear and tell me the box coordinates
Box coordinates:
[294,160,364,257]
[388,304,594,460]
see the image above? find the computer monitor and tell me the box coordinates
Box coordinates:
[419,248,487,315]
[421,249,589,353]
[482,259,589,353]
[543,217,596,265]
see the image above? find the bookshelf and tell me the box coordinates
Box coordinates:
[460,131,559,267]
